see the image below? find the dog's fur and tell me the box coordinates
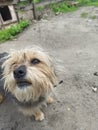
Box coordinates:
[0,47,58,121]
[0,52,8,104]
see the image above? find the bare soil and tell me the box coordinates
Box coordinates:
[0,6,98,130]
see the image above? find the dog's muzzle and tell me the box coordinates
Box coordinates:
[14,65,26,80]
[13,65,31,88]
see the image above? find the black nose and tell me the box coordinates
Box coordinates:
[13,65,26,80]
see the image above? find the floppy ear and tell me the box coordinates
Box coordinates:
[0,52,9,96]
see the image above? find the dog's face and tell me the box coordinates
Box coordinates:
[2,48,57,103]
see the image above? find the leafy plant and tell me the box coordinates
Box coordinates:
[0,20,29,43]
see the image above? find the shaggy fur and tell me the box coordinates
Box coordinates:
[0,52,8,104]
[2,47,58,121]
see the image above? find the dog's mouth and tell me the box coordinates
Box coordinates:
[17,80,32,88]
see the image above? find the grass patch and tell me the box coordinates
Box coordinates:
[18,0,98,15]
[36,1,78,14]
[81,12,97,19]
[81,12,89,18]
[76,0,98,6]
[87,2,98,6]
[18,1,29,7]
[89,15,96,19]
[0,20,29,43]
[49,2,78,13]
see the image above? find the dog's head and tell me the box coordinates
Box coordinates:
[2,48,58,103]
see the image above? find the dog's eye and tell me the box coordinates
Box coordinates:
[11,62,16,66]
[31,58,40,65]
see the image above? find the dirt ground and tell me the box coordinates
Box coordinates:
[0,6,98,130]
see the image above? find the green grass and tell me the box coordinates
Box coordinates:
[87,2,98,6]
[76,0,98,6]
[49,2,78,13]
[18,1,29,7]
[49,0,98,13]
[18,0,78,13]
[18,0,98,14]
[17,0,98,7]
[89,15,97,19]
[81,12,97,19]
[0,20,29,43]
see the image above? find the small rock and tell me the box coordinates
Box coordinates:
[33,28,36,30]
[12,38,17,41]
[33,20,37,23]
[55,12,60,16]
[87,19,92,22]
[67,107,71,111]
[92,87,97,92]
[43,14,48,18]
[93,65,96,68]
[93,72,98,76]
[41,19,48,22]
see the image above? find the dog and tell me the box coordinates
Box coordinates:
[0,47,58,121]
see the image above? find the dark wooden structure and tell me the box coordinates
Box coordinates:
[17,0,36,20]
[0,0,19,28]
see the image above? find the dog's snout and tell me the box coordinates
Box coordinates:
[14,65,26,79]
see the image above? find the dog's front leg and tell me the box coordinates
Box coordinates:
[32,107,45,121]
[19,107,45,121]
[46,96,54,104]
[0,93,5,104]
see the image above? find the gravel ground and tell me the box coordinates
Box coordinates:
[0,6,98,130]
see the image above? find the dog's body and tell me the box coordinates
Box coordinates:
[0,52,8,104]
[0,47,58,121]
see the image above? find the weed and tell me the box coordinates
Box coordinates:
[81,11,97,19]
[77,0,91,5]
[49,2,78,13]
[0,20,29,43]
[87,2,98,6]
[81,12,89,18]
[90,15,96,19]
[76,0,98,6]
[18,1,29,7]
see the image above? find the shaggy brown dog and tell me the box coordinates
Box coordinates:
[1,47,58,121]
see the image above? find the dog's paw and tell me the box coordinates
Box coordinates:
[47,96,54,104]
[0,94,5,104]
[34,111,45,121]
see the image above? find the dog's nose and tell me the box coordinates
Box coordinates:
[13,65,26,79]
